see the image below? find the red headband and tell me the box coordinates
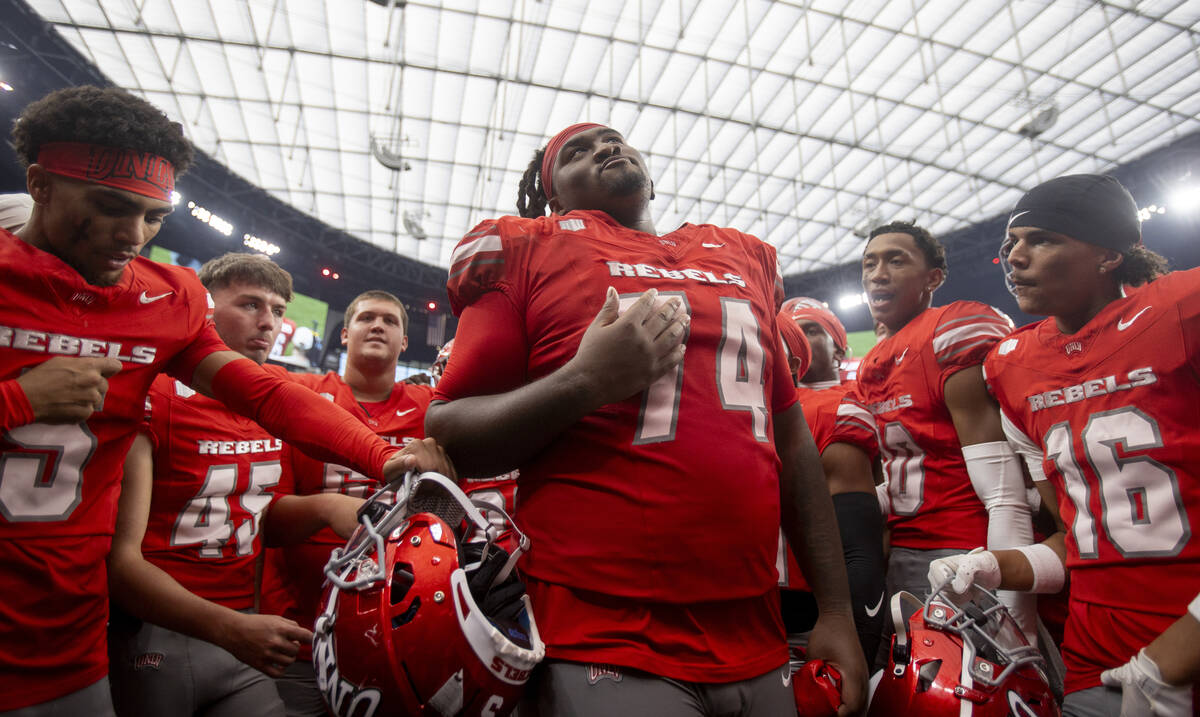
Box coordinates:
[37,142,175,202]
[541,123,605,201]
[782,297,848,353]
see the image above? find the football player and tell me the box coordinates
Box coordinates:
[427,123,867,716]
[0,86,443,716]
[931,174,1199,716]
[259,290,437,716]
[853,221,1037,655]
[107,253,373,716]
[777,299,887,664]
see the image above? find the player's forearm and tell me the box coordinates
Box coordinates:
[425,363,604,477]
[1145,598,1200,685]
[263,494,362,546]
[108,549,244,649]
[994,532,1067,592]
[776,404,854,616]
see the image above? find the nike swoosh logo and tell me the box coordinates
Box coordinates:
[864,592,885,617]
[1007,210,1031,228]
[1117,306,1151,331]
[701,242,724,248]
[139,291,173,304]
[781,669,792,687]
[894,347,908,364]
[396,408,416,416]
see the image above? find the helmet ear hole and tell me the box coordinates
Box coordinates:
[390,563,415,605]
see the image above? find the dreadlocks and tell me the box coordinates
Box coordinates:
[516,147,548,218]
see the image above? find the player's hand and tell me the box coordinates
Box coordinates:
[806,612,868,716]
[568,287,689,406]
[220,612,313,678]
[928,547,1001,596]
[382,436,457,483]
[16,356,123,423]
[1101,649,1194,717]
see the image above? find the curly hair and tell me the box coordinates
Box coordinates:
[1114,244,1169,288]
[344,290,408,334]
[867,220,948,277]
[198,252,293,302]
[516,147,549,218]
[12,86,194,174]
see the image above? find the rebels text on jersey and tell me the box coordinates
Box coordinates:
[139,371,291,609]
[439,210,796,681]
[260,372,431,656]
[0,229,227,709]
[984,268,1200,693]
[855,301,1013,550]
[778,383,878,591]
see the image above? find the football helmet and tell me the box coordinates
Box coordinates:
[431,338,455,385]
[313,471,544,717]
[868,585,1059,717]
[788,643,842,717]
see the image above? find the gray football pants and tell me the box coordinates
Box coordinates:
[0,677,114,717]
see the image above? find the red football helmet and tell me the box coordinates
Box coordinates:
[431,338,455,385]
[788,643,842,717]
[868,587,1059,717]
[312,471,544,717]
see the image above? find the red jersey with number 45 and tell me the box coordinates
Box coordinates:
[140,370,291,609]
[778,382,879,591]
[0,230,227,709]
[855,301,1013,550]
[260,373,431,653]
[984,268,1200,693]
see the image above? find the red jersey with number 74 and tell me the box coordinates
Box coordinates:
[139,370,291,609]
[854,301,1013,550]
[984,268,1200,692]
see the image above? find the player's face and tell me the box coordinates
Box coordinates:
[861,232,943,333]
[209,282,288,365]
[549,127,652,214]
[1002,226,1113,328]
[798,320,842,384]
[34,174,172,286]
[343,298,408,367]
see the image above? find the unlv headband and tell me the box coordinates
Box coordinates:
[540,122,605,200]
[37,142,175,203]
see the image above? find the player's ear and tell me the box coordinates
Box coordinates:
[26,164,52,204]
[927,267,946,292]
[1097,248,1123,276]
[341,326,349,347]
[400,335,409,353]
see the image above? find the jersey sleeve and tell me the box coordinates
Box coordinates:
[932,301,1014,381]
[831,395,880,459]
[447,218,539,316]
[434,289,529,402]
[769,325,799,414]
[999,406,1046,482]
[1168,268,1200,376]
[140,377,171,451]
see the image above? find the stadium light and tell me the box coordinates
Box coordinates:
[1168,185,1200,214]
[837,292,867,310]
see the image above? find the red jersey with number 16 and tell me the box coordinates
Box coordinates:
[984,268,1200,694]
[139,369,291,609]
[0,229,227,709]
[260,372,431,655]
[855,301,1013,550]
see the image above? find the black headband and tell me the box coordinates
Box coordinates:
[1007,174,1141,252]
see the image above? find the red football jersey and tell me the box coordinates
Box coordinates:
[439,210,795,680]
[855,301,1013,550]
[778,382,879,592]
[260,373,431,655]
[460,470,520,550]
[984,268,1200,693]
[0,230,227,709]
[140,370,291,609]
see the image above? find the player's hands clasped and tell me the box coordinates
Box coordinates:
[569,287,689,407]
[927,547,1001,595]
[382,436,457,483]
[221,612,313,678]
[16,356,123,423]
[1101,648,1195,717]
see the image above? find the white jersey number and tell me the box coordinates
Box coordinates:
[0,423,95,522]
[880,421,927,516]
[1044,407,1188,559]
[622,293,768,444]
[172,460,282,557]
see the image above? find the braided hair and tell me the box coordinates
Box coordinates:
[516,147,548,218]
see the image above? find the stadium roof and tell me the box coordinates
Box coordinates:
[25,0,1200,275]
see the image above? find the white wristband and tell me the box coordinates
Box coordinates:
[1189,592,1200,622]
[1014,543,1066,594]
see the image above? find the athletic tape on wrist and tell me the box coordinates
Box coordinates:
[1014,543,1065,594]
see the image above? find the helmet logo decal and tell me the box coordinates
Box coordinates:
[313,628,382,717]
[1007,690,1039,717]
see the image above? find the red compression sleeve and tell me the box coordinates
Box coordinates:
[0,379,36,432]
[210,358,397,478]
